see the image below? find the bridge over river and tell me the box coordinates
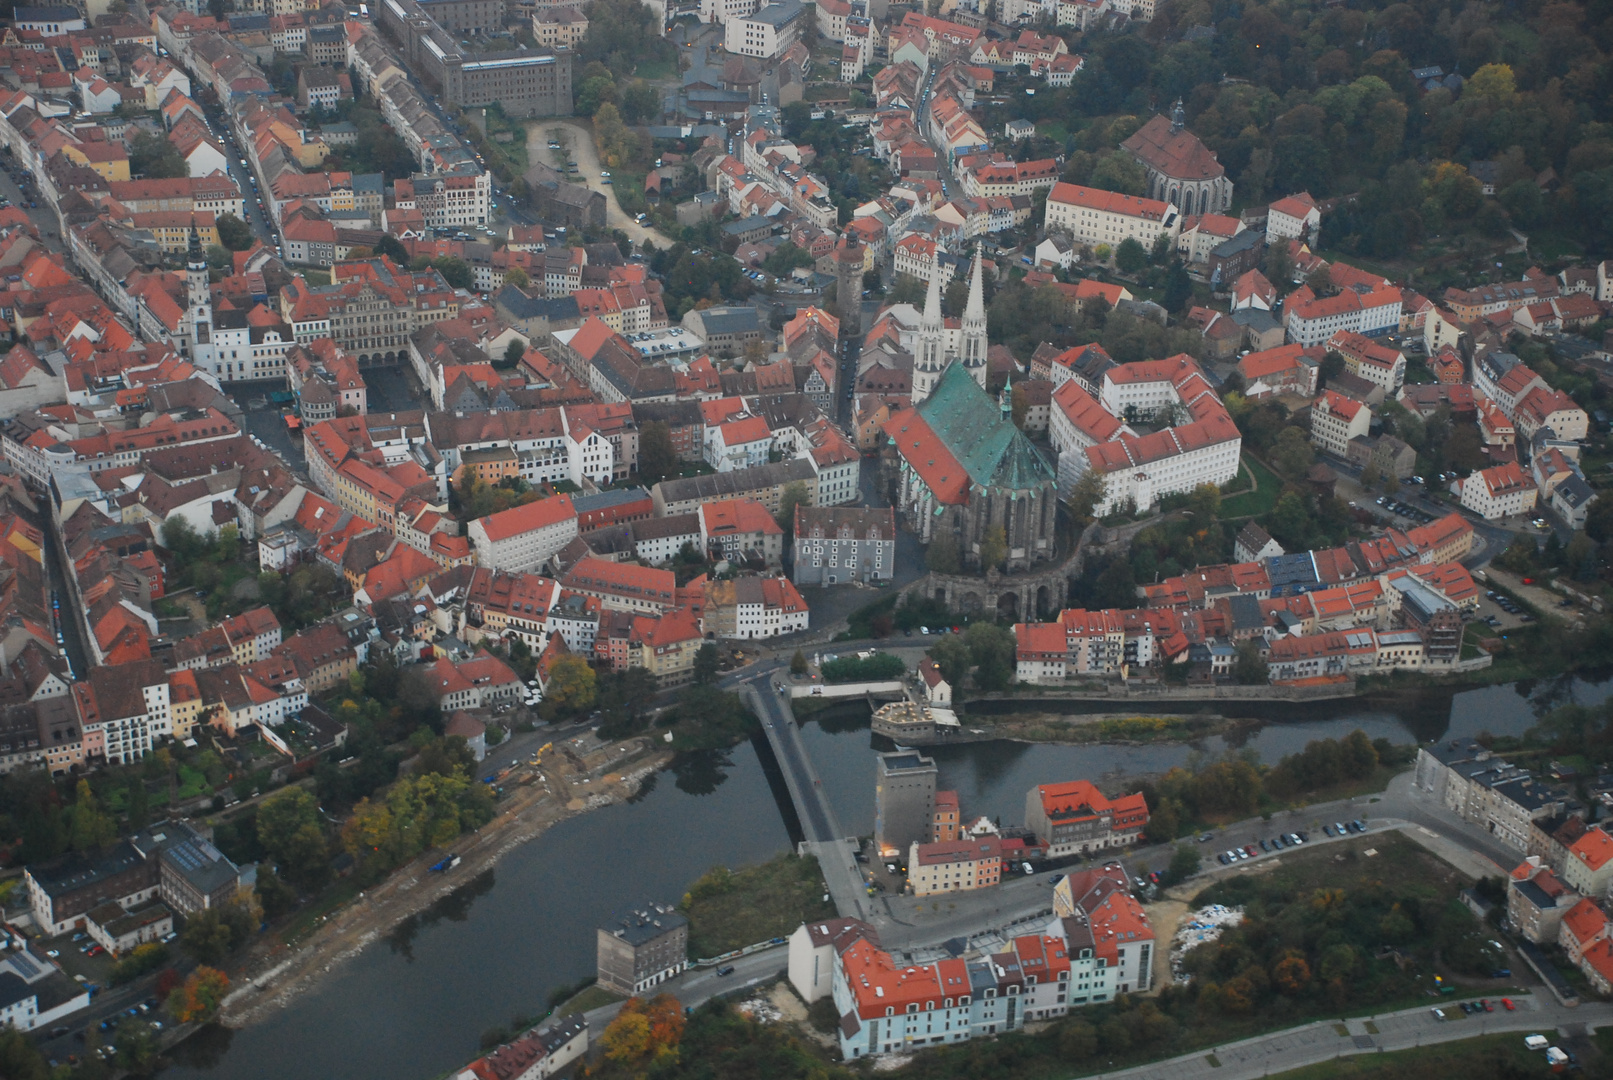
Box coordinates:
[739,675,875,921]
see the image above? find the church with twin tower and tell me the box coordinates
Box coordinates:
[913,245,989,403]
[882,243,1059,577]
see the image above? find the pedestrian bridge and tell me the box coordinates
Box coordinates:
[741,678,873,921]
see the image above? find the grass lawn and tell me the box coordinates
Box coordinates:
[554,983,625,1016]
[680,853,835,959]
[635,59,677,80]
[1221,453,1283,519]
[1263,1033,1555,1080]
[279,877,363,947]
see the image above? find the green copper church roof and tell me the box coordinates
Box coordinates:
[916,364,1055,493]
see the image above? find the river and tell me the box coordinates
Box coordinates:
[164,675,1612,1080]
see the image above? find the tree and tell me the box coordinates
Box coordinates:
[790,650,808,676]
[1467,62,1516,100]
[1115,237,1147,274]
[775,480,810,533]
[692,643,721,686]
[256,868,298,920]
[637,421,678,487]
[69,780,116,853]
[1166,843,1201,885]
[215,212,253,251]
[1058,1019,1098,1059]
[256,789,330,892]
[1359,461,1380,489]
[375,234,408,263]
[546,655,597,712]
[1232,641,1268,685]
[977,524,1008,572]
[430,257,473,289]
[171,967,231,1023]
[1065,469,1107,523]
[925,531,960,574]
[129,130,188,179]
[965,623,1015,691]
[1264,242,1294,290]
[1010,384,1029,429]
[928,635,971,692]
[1188,482,1221,522]
[619,81,661,124]
[1162,263,1193,313]
[180,909,237,965]
[1272,426,1314,477]
[503,266,530,290]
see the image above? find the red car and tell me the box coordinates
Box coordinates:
[951,626,962,634]
[1502,998,1515,1010]
[85,945,103,957]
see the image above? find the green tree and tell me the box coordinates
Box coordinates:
[1232,641,1268,685]
[215,212,254,251]
[638,421,678,487]
[977,524,1008,572]
[619,80,661,124]
[1272,426,1315,477]
[256,789,330,892]
[920,625,963,676]
[1166,843,1201,885]
[575,73,617,116]
[775,481,810,533]
[179,909,237,965]
[129,130,188,179]
[692,643,721,686]
[790,649,808,676]
[965,623,1015,691]
[1058,1019,1098,1059]
[925,531,960,574]
[69,780,117,853]
[1065,469,1107,523]
[430,257,473,289]
[1115,237,1147,273]
[256,868,298,920]
[375,234,409,263]
[504,266,530,290]
[503,339,526,366]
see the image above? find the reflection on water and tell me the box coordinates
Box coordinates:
[670,748,734,796]
[387,869,496,961]
[167,1025,233,1071]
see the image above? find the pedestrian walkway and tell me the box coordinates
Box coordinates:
[1087,996,1613,1080]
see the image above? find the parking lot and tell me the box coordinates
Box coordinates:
[1475,588,1537,631]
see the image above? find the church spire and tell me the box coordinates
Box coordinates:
[913,267,945,403]
[1170,97,1185,134]
[960,244,987,387]
[187,214,204,269]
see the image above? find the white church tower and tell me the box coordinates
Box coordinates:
[960,244,988,387]
[185,221,217,377]
[913,269,945,403]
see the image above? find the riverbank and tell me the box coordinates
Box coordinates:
[955,711,1243,746]
[215,734,671,1029]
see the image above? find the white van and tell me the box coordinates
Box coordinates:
[1524,1035,1548,1050]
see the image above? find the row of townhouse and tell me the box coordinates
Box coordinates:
[790,866,1152,1061]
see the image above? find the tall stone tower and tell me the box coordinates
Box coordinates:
[186,220,215,376]
[912,270,945,403]
[834,234,863,343]
[960,244,987,387]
